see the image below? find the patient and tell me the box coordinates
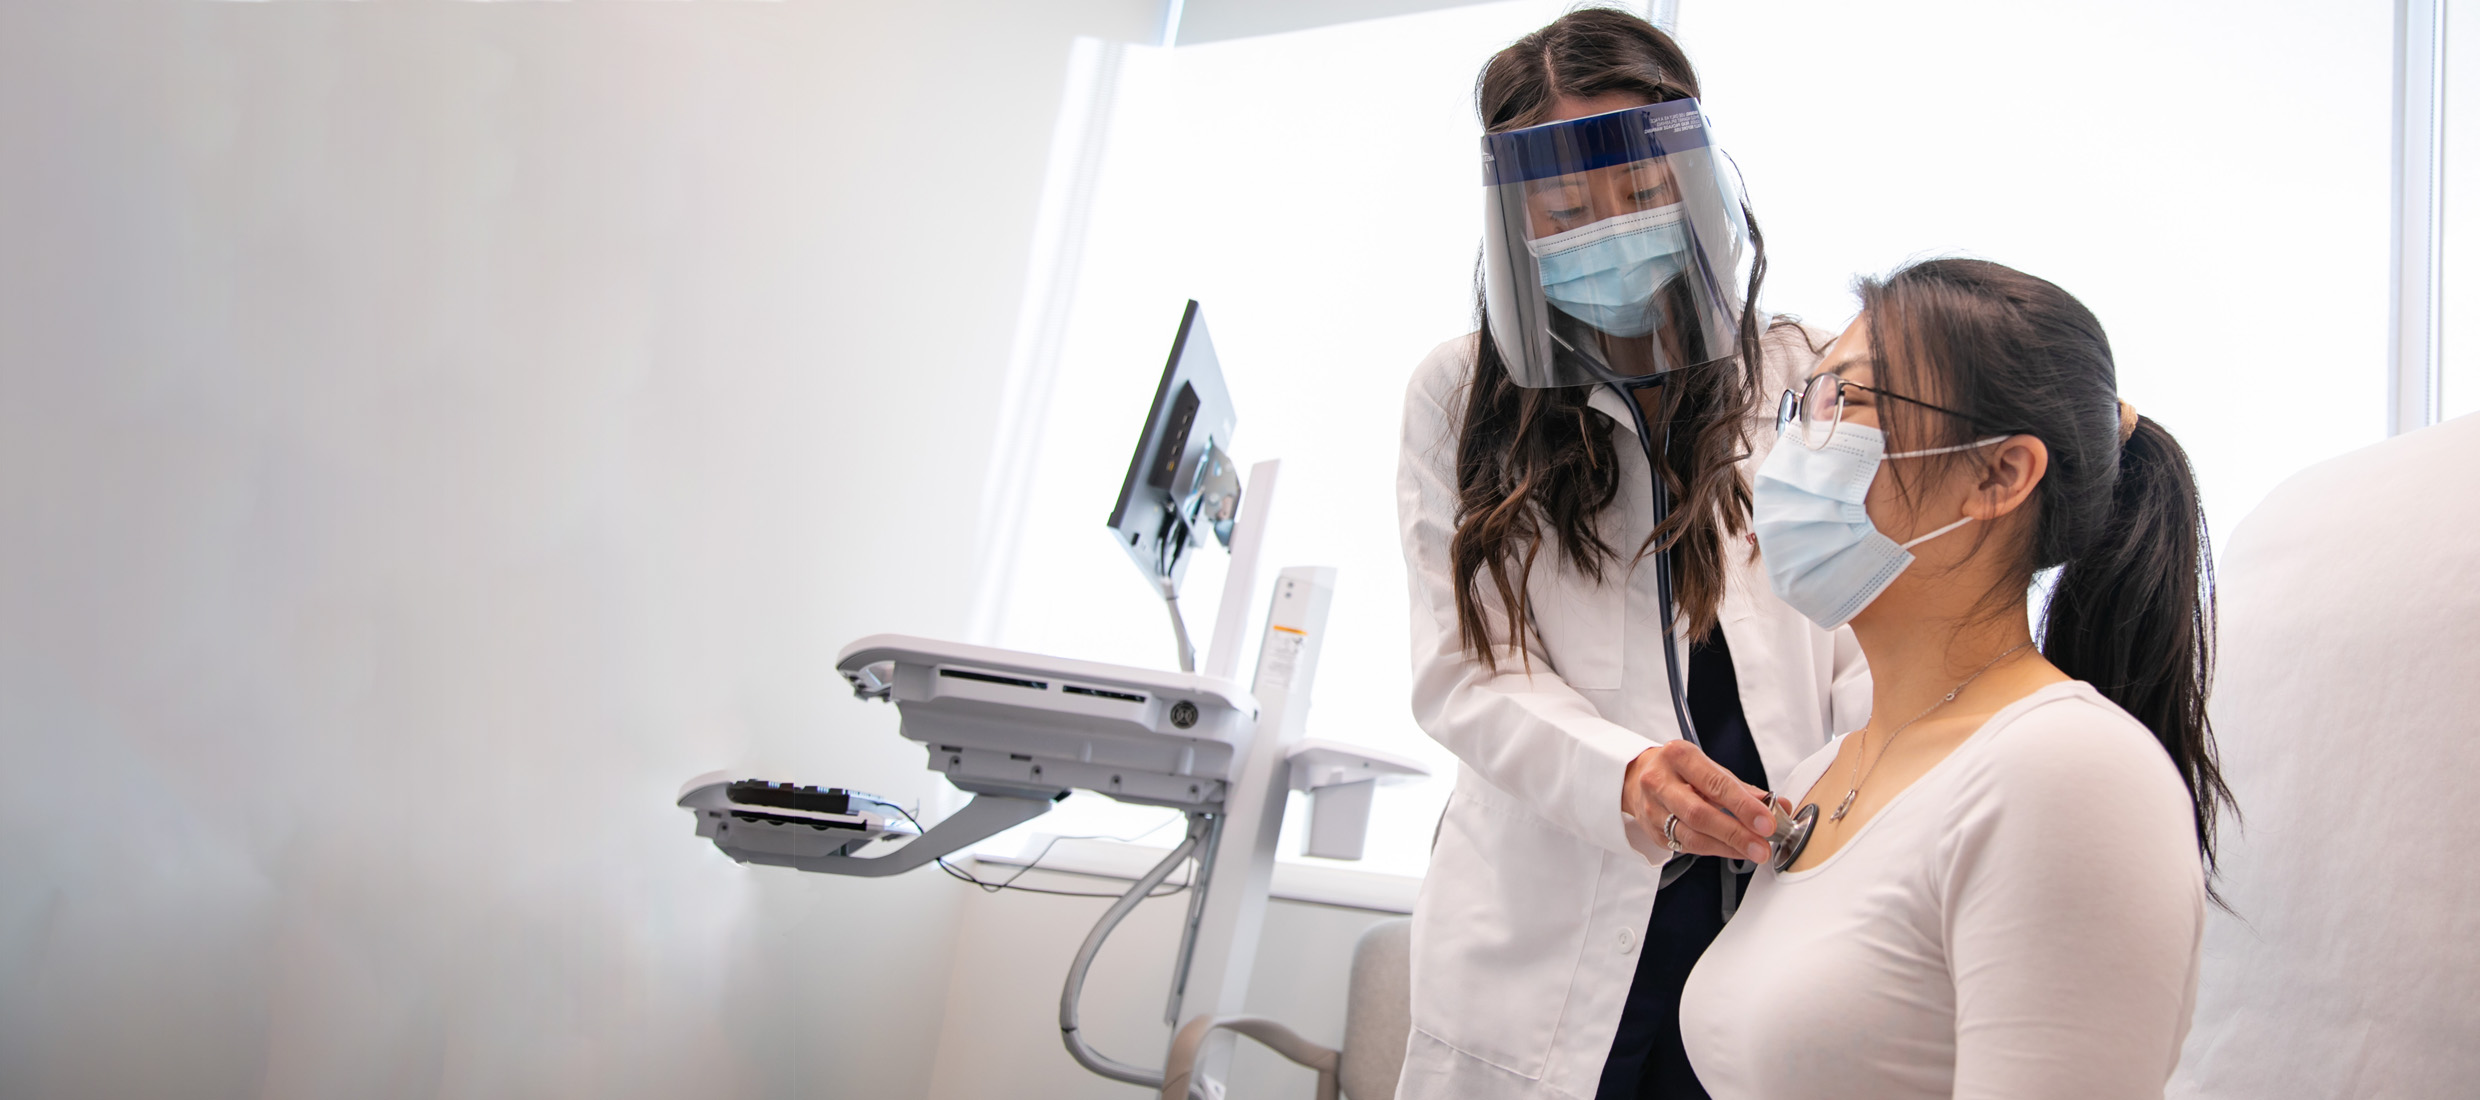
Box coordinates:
[1679,258,2225,1098]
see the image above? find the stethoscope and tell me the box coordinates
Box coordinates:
[1604,374,1818,877]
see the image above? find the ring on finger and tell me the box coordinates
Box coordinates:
[1662,813,1684,853]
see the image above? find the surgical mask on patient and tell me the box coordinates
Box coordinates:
[1527,204,1692,338]
[1750,424,2000,629]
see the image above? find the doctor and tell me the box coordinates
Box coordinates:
[1394,11,1867,1099]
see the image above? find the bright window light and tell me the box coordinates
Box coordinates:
[980,0,1582,879]
[1687,0,2393,531]
[2444,2,2480,421]
[984,0,2395,879]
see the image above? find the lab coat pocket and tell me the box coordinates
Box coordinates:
[1531,557,1625,692]
[1410,792,1598,1080]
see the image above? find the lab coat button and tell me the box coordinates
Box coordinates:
[1617,926,1636,954]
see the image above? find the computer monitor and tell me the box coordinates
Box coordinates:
[1106,300,1238,598]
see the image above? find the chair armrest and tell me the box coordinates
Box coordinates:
[1161,1014,1340,1100]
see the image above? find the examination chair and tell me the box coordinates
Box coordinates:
[1159,917,1411,1100]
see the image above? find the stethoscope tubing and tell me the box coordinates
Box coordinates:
[1606,378,1815,874]
[1608,378,1701,751]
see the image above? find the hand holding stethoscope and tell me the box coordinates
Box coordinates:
[1619,739,1787,865]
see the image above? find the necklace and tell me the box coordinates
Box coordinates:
[1828,640,2033,824]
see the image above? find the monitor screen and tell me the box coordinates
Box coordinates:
[1107,300,1237,595]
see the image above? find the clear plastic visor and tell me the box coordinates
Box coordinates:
[1481,99,1751,389]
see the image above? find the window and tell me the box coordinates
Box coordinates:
[979,0,2399,878]
[2445,1,2480,420]
[977,1,1586,878]
[1689,0,2394,533]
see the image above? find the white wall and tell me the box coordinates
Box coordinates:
[0,1,1168,1096]
[1682,0,2392,537]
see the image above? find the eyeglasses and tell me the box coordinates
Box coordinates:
[1775,374,2009,450]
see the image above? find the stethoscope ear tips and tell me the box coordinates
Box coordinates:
[1762,795,1818,873]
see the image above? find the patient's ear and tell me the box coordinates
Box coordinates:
[1961,435,2047,521]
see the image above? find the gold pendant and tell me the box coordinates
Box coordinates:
[1829,788,1858,823]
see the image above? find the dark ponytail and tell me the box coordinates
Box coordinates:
[2040,417,2232,881]
[1858,258,2231,887]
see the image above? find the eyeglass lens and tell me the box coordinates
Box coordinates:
[1799,374,1845,448]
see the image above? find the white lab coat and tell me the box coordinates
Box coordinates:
[1392,328,1870,1100]
[2168,412,2480,1098]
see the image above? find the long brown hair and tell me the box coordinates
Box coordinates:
[1859,257,2231,882]
[1451,8,1772,666]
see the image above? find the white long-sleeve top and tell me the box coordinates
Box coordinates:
[1394,328,1871,1100]
[1679,681,2205,1100]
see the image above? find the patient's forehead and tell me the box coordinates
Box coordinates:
[1811,322,1873,385]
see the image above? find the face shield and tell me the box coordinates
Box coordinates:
[1481,99,1753,389]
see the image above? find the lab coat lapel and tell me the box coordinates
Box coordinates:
[1586,384,1641,438]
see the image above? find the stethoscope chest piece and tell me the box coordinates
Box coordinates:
[1765,797,1819,873]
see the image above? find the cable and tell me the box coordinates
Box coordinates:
[936,856,1192,900]
[1060,813,1215,1098]
[955,814,1173,892]
[889,804,1193,900]
[892,802,1211,1094]
[1160,811,1222,1026]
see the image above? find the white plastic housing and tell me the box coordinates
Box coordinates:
[836,634,1259,809]
[1285,738,1433,862]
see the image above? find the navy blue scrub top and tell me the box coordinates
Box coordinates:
[1595,629,1768,1100]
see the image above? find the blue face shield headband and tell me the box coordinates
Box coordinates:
[1479,98,1753,389]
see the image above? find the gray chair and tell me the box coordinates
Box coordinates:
[1158,917,1411,1100]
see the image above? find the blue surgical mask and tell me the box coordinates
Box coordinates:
[1750,423,2003,629]
[1528,204,1692,338]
